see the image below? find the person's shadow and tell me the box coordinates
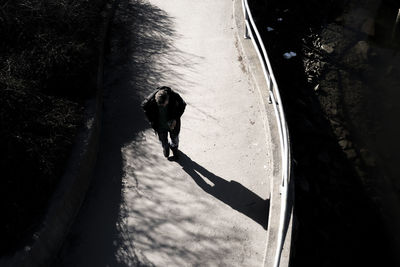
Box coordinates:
[176,152,269,229]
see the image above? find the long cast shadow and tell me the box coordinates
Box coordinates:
[177,152,269,229]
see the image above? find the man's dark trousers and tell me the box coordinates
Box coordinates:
[157,119,180,156]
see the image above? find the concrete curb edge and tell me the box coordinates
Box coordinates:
[232,1,294,266]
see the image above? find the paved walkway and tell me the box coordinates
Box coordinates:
[57,0,274,266]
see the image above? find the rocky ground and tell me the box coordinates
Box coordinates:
[251,0,400,266]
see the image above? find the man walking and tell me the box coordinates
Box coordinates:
[141,86,186,160]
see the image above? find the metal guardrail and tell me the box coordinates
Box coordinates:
[241,0,292,266]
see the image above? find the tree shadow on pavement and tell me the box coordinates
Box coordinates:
[109,0,200,97]
[55,0,202,266]
[177,152,269,229]
[55,0,268,266]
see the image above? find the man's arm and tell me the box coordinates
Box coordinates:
[141,89,160,128]
[172,92,186,119]
[141,99,152,123]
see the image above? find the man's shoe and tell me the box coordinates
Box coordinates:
[163,146,170,158]
[170,145,179,160]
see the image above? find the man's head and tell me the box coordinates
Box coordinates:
[155,89,169,107]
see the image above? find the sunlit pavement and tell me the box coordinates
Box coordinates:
[56,0,274,266]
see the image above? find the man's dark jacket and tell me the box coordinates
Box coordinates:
[141,86,186,131]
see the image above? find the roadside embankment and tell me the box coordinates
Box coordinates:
[0,1,116,266]
[249,0,399,266]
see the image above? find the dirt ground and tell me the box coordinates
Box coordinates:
[250,0,400,266]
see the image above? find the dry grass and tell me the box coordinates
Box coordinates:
[0,0,106,255]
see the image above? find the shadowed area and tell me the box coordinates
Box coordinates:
[55,1,202,265]
[118,139,261,266]
[55,0,272,266]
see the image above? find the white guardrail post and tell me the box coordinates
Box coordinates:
[243,1,250,39]
[241,1,292,267]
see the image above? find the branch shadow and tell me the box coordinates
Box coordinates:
[109,0,201,96]
[118,139,251,267]
[176,152,269,229]
[56,0,268,266]
[54,0,203,266]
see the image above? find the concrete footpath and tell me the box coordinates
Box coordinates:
[55,0,276,266]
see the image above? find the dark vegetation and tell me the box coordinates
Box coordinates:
[250,0,399,266]
[0,0,106,255]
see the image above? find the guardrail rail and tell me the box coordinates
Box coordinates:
[241,1,292,266]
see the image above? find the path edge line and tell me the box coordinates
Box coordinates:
[232,1,294,266]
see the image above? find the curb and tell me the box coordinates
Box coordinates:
[232,1,294,266]
[0,1,117,266]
